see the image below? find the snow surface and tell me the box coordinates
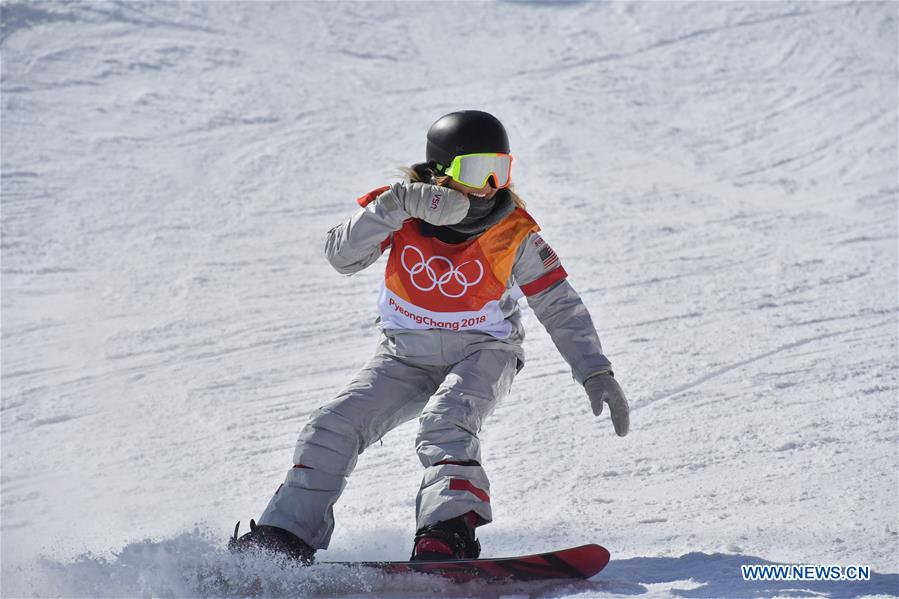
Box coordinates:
[1,1,897,597]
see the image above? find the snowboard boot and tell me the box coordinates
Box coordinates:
[229,519,315,565]
[411,512,481,561]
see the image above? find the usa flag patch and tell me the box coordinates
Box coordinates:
[534,235,560,269]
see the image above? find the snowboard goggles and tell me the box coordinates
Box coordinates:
[438,153,513,189]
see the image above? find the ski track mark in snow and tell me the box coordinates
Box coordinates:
[638,318,894,412]
[509,3,855,78]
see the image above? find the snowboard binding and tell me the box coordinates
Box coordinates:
[411,512,481,561]
[229,519,315,565]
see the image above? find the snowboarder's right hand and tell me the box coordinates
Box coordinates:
[390,182,470,226]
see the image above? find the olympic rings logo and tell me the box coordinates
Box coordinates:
[400,245,484,298]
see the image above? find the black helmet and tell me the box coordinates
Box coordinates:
[426,110,510,168]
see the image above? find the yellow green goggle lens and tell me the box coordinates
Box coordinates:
[442,153,513,189]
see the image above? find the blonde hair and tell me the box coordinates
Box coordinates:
[399,165,527,209]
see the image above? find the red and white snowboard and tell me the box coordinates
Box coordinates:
[324,544,610,583]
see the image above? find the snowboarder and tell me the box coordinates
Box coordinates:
[230,110,629,565]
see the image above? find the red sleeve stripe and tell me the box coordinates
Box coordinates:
[449,479,490,503]
[380,234,392,252]
[519,266,567,296]
[357,185,391,207]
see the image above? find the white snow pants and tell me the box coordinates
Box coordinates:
[258,339,518,549]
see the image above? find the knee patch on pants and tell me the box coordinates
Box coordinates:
[293,410,362,476]
[415,410,483,467]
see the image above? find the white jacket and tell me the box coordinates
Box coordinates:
[324,183,612,384]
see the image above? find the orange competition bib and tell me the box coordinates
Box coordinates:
[378,208,538,338]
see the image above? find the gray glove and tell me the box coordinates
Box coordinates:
[390,182,469,226]
[585,372,629,437]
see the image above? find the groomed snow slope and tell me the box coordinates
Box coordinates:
[1,1,897,597]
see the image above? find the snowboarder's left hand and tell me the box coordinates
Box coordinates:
[585,372,629,437]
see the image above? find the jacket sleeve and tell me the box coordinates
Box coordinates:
[323,184,409,275]
[512,232,613,385]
